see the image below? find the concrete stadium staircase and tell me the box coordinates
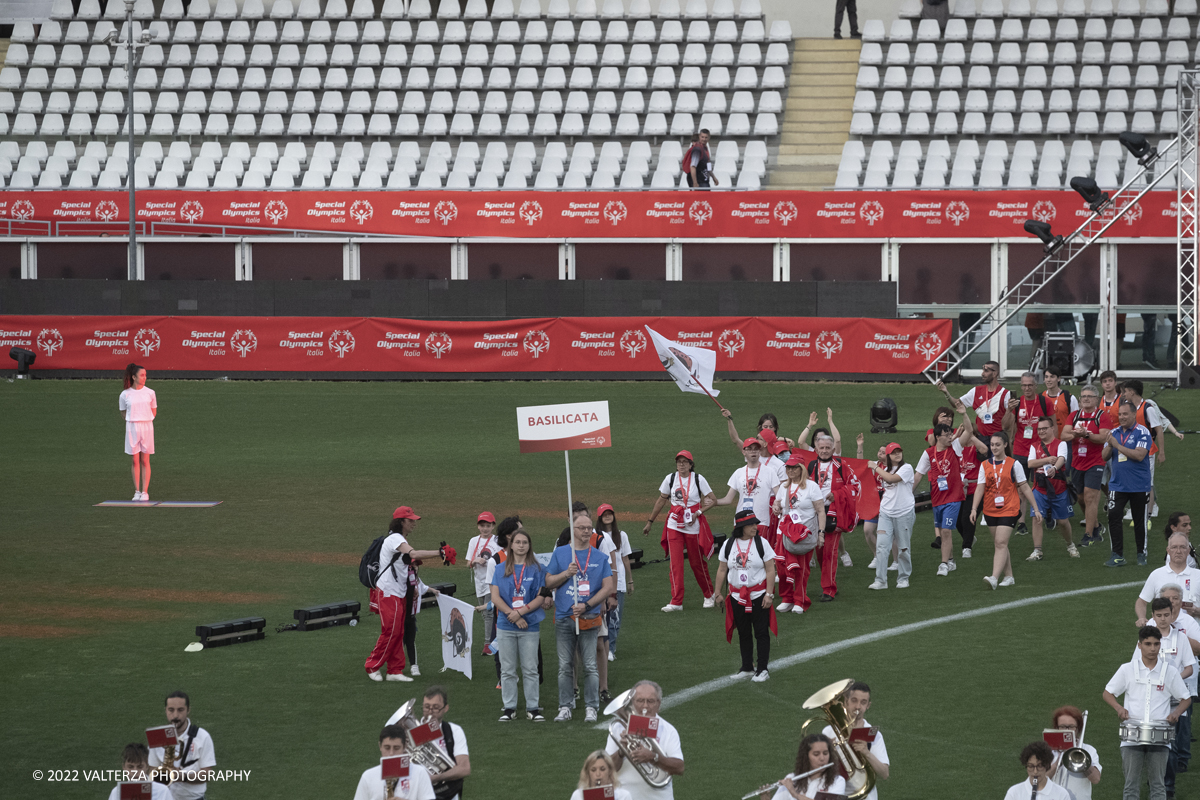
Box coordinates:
[769,38,860,190]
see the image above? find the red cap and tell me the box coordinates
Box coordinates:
[758,429,778,444]
[741,437,762,449]
[477,511,495,523]
[885,443,904,455]
[392,506,421,520]
[769,440,789,456]
[596,503,615,518]
[785,453,806,467]
[675,450,694,463]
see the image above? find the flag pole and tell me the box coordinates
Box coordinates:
[695,380,727,413]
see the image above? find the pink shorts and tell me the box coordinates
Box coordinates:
[125,421,155,455]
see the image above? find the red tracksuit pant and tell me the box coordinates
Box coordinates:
[667,528,713,605]
[365,593,407,674]
[782,532,842,608]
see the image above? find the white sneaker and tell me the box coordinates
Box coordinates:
[385,672,413,682]
[840,552,853,567]
[140,492,148,502]
[896,578,910,589]
[751,670,770,683]
[733,669,754,679]
[791,606,804,614]
[584,708,598,722]
[999,576,1015,587]
[132,492,142,501]
[555,707,572,722]
[936,562,949,577]
[367,670,384,682]
[868,580,887,590]
[1026,549,1043,562]
[867,557,878,569]
[410,664,420,677]
[983,576,998,590]
[608,651,615,662]
[776,602,794,613]
[702,595,716,609]
[961,548,972,559]
[948,559,957,572]
[661,604,683,612]
[888,562,899,572]
[1067,544,1080,558]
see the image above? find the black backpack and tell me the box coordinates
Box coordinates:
[359,534,401,589]
[721,535,766,562]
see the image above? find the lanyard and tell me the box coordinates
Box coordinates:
[1019,395,1038,423]
[978,383,1000,412]
[469,535,493,563]
[786,479,804,509]
[1115,426,1138,449]
[744,461,762,494]
[817,459,834,487]
[934,445,953,475]
[989,458,1006,490]
[573,547,592,576]
[734,537,752,567]
[514,562,527,598]
[676,472,693,506]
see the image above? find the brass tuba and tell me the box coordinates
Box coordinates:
[387,700,457,776]
[800,679,877,800]
[603,689,672,788]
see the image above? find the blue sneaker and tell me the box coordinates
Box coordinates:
[1079,533,1094,548]
[1138,553,1148,566]
[1104,555,1127,567]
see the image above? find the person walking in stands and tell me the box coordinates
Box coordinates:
[643,451,717,612]
[834,0,860,39]
[682,129,718,189]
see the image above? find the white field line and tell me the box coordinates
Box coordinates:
[596,580,1141,727]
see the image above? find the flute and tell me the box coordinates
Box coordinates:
[740,762,833,800]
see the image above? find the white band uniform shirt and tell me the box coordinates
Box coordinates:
[1139,565,1200,609]
[821,722,888,800]
[119,385,157,455]
[1002,778,1071,800]
[659,472,712,535]
[432,721,467,800]
[1171,613,1200,694]
[719,536,778,601]
[604,714,683,800]
[1104,658,1190,746]
[727,462,780,529]
[466,534,498,597]
[375,532,410,599]
[774,481,826,532]
[1131,627,1197,693]
[147,724,216,800]
[768,773,847,800]
[878,464,916,517]
[352,761,436,800]
[1058,741,1101,800]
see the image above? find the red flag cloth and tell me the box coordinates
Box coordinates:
[723,592,778,643]
[783,450,882,524]
[658,512,715,558]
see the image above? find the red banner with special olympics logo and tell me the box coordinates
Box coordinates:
[0,315,951,375]
[0,190,1176,238]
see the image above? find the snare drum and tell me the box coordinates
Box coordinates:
[1118,721,1176,746]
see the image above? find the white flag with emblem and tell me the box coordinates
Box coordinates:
[645,326,720,398]
[436,593,475,679]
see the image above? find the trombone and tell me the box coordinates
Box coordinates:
[1052,710,1093,786]
[740,763,833,800]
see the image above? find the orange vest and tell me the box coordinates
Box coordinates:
[1134,400,1160,456]
[981,457,1021,517]
[1040,390,1073,436]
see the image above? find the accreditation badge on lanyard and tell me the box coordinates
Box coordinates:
[991,460,1006,507]
[510,564,527,609]
[734,539,752,584]
[742,463,762,511]
[935,451,950,492]
[575,549,593,598]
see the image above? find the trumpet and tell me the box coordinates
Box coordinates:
[603,689,672,789]
[800,679,876,800]
[385,777,398,799]
[1053,710,1093,785]
[387,700,457,776]
[740,763,833,800]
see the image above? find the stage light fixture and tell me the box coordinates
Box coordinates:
[195,616,266,648]
[1119,132,1158,166]
[9,346,35,378]
[1070,176,1110,212]
[870,398,898,433]
[1024,219,1065,254]
[293,600,361,631]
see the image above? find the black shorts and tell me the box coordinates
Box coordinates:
[984,514,1021,528]
[1072,465,1104,493]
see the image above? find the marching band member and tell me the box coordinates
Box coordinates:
[1046,706,1101,800]
[762,734,846,800]
[713,510,778,682]
[1142,598,1197,800]
[1161,513,1196,568]
[569,751,633,800]
[108,744,172,800]
[1159,583,1200,782]
[806,434,861,602]
[1136,533,1200,627]
[771,454,826,613]
[1003,742,1070,800]
[821,682,890,800]
[352,724,436,800]
[418,687,470,800]
[643,451,717,612]
[970,433,1042,590]
[147,691,216,800]
[1102,626,1192,800]
[467,512,498,647]
[604,681,685,800]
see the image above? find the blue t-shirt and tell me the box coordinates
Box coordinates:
[546,544,613,621]
[1108,423,1153,493]
[490,560,546,632]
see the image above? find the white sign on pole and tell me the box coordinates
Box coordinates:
[516,400,612,453]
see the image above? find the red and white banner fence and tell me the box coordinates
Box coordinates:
[0,315,952,374]
[0,190,1178,238]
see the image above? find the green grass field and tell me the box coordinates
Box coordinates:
[1,377,1197,800]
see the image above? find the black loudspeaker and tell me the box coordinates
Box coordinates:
[870,398,899,433]
[1180,365,1200,390]
[1045,335,1075,379]
[9,346,35,377]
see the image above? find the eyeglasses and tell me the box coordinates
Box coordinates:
[573,525,592,530]
[1026,763,1047,771]
[422,703,445,713]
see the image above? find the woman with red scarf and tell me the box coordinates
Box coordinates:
[713,510,778,683]
[805,435,861,602]
[643,450,717,612]
[772,454,827,613]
